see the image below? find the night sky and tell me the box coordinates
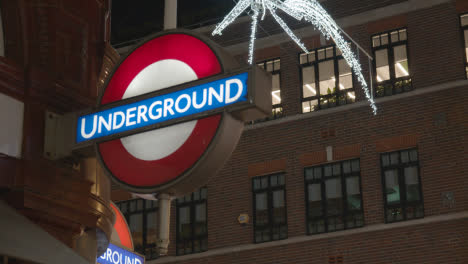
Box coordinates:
[111,0,236,45]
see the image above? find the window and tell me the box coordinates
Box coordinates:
[176,188,208,255]
[300,45,356,113]
[116,199,159,260]
[304,159,364,235]
[0,6,4,57]
[381,149,423,223]
[461,14,468,77]
[372,28,412,97]
[257,58,283,119]
[252,173,287,243]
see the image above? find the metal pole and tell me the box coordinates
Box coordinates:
[156,193,172,256]
[164,0,177,30]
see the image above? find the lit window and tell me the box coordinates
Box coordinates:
[0,6,3,57]
[372,28,412,97]
[461,14,468,77]
[252,173,287,243]
[381,149,423,223]
[116,199,159,260]
[176,188,207,255]
[304,159,364,235]
[257,58,283,119]
[300,45,355,113]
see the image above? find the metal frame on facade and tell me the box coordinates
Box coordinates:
[299,44,357,113]
[175,188,208,256]
[371,28,412,97]
[252,173,288,243]
[116,199,159,260]
[304,159,364,235]
[380,148,424,223]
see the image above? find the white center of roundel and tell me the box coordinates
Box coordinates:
[120,59,198,161]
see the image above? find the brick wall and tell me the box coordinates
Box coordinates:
[146,2,468,263]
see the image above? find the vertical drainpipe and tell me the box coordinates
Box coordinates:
[157,0,177,256]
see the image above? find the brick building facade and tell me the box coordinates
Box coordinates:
[111,0,468,263]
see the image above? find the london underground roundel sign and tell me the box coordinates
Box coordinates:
[76,30,271,195]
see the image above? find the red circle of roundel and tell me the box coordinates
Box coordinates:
[98,33,222,188]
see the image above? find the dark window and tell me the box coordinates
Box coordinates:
[381,149,424,223]
[372,28,412,97]
[461,14,468,77]
[304,159,364,235]
[176,188,208,255]
[300,45,356,113]
[252,173,287,243]
[257,58,283,119]
[117,199,159,260]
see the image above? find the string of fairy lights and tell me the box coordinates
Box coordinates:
[212,0,378,114]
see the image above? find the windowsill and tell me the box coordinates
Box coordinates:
[148,211,468,264]
[244,79,468,131]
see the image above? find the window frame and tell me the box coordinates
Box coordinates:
[380,148,424,223]
[116,199,159,260]
[299,44,357,113]
[304,159,364,235]
[460,13,468,78]
[371,27,412,97]
[257,58,283,119]
[175,188,208,256]
[252,173,288,243]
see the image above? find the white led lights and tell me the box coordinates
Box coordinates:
[213,0,377,114]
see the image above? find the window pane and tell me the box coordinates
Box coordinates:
[308,184,322,217]
[195,204,206,236]
[409,149,418,162]
[381,34,389,45]
[343,161,351,174]
[382,154,390,167]
[272,74,281,105]
[255,192,269,226]
[461,14,468,26]
[130,214,143,251]
[338,59,352,90]
[146,212,157,245]
[390,31,399,42]
[464,30,468,62]
[319,60,335,95]
[346,177,361,210]
[308,219,325,234]
[326,178,343,215]
[308,51,315,62]
[302,100,318,113]
[272,190,286,223]
[394,45,409,78]
[375,49,390,82]
[324,165,332,177]
[405,166,421,202]
[351,160,360,172]
[300,53,308,64]
[399,29,407,41]
[200,188,207,199]
[372,36,381,47]
[274,59,280,70]
[390,152,399,165]
[266,61,274,72]
[318,48,325,60]
[302,66,316,98]
[385,169,400,204]
[178,206,191,239]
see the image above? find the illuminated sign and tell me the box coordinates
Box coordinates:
[77,72,248,143]
[98,243,144,264]
[71,30,271,195]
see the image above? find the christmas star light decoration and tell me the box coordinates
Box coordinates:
[212,0,377,114]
